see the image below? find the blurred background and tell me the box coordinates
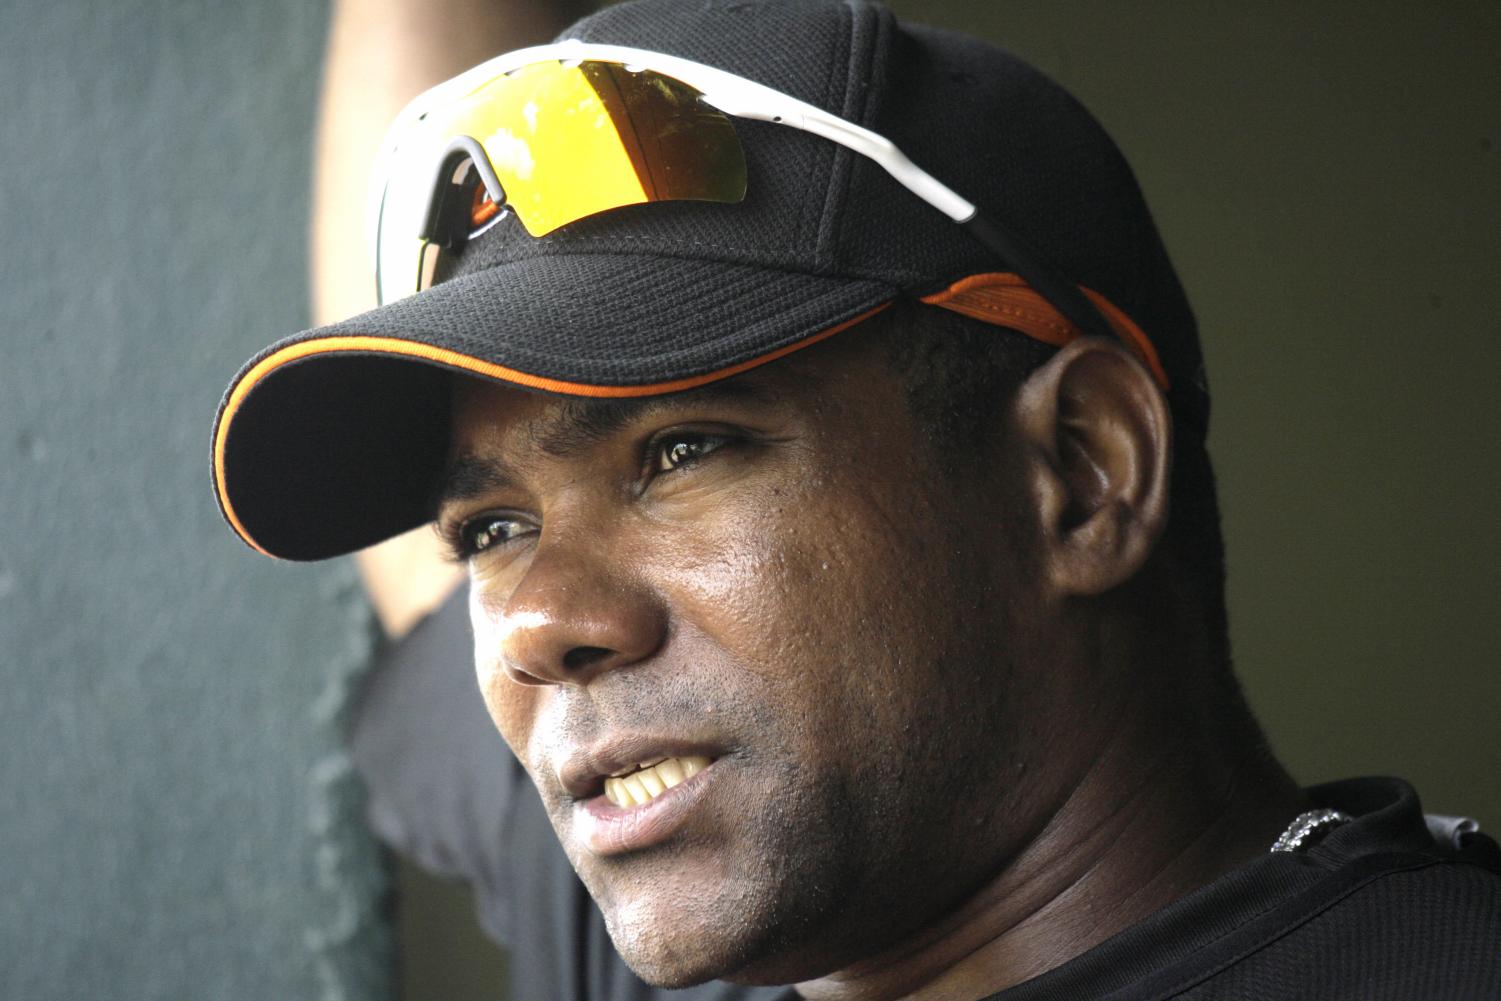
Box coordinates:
[1,1,1495,998]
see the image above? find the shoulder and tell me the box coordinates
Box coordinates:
[1184,853,1501,1000]
[1183,778,1501,1000]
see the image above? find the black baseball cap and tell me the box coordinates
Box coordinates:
[212,0,1205,560]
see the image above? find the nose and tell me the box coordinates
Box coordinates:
[478,533,668,688]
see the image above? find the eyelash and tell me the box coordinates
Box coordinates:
[441,430,735,562]
[438,513,529,564]
[648,429,731,474]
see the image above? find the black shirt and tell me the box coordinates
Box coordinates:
[351,586,1500,1000]
[982,778,1501,1000]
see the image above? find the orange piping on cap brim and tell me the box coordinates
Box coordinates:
[919,272,1170,391]
[213,302,891,557]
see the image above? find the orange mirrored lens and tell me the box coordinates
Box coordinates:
[439,60,747,236]
[378,60,749,303]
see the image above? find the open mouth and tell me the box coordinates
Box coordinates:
[603,755,712,808]
[570,749,723,855]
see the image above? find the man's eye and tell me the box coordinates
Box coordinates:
[652,433,728,473]
[460,516,529,556]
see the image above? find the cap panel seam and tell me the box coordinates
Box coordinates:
[807,0,868,273]
[791,0,854,271]
[826,1,893,285]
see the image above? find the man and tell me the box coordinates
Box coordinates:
[213,1,1501,997]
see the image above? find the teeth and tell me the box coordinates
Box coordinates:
[637,768,665,798]
[656,758,685,788]
[622,774,649,804]
[603,755,711,808]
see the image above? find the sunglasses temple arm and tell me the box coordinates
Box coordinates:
[798,113,1120,346]
[960,212,1119,346]
[424,136,509,236]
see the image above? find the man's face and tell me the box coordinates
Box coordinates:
[440,328,1069,986]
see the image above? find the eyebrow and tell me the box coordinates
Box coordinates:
[533,379,769,458]
[431,455,519,514]
[432,377,774,513]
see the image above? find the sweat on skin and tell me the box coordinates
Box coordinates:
[434,323,1305,997]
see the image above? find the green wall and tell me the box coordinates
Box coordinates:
[0,1,391,997]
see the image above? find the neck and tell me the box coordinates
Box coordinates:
[797,627,1306,1001]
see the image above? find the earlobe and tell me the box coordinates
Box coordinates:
[1015,339,1172,597]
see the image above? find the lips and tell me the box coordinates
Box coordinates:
[559,739,724,856]
[559,738,723,800]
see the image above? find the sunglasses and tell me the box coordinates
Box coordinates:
[369,39,1148,378]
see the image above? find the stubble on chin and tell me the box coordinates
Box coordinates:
[558,742,872,988]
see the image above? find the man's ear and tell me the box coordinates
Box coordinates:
[1014,338,1172,597]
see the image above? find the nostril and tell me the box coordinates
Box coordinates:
[562,646,612,672]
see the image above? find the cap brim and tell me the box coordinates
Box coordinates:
[213,251,894,560]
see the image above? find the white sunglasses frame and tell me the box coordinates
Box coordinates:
[368,39,1118,347]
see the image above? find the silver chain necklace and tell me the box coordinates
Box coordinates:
[1270,808,1353,853]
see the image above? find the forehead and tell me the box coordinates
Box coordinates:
[446,323,900,459]
[451,373,773,457]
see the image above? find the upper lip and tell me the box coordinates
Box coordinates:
[558,735,725,800]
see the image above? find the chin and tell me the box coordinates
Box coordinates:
[577,846,847,989]
[596,886,774,987]
[604,912,839,990]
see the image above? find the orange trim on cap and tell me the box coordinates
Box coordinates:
[213,302,891,557]
[919,273,1169,390]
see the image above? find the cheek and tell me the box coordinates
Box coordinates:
[469,588,543,756]
[654,472,957,710]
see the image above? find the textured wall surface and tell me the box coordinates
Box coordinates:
[0,1,391,998]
